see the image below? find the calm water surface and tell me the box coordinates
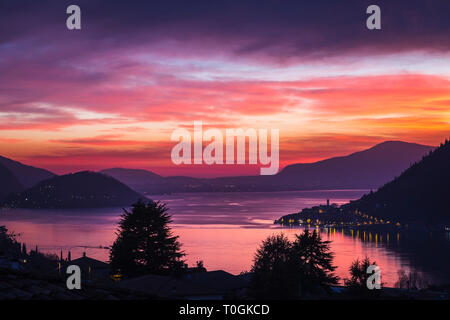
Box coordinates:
[1,190,449,287]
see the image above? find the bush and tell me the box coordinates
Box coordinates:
[250,230,338,299]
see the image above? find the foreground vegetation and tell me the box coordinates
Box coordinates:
[1,198,449,300]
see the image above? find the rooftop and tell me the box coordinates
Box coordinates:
[119,270,249,298]
[0,268,157,300]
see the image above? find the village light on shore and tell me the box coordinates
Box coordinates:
[111,274,122,282]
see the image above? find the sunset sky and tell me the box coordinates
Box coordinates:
[1,0,449,177]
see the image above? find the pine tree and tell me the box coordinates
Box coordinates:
[110,199,185,278]
[344,257,381,296]
[250,234,296,299]
[291,229,339,294]
[250,230,338,298]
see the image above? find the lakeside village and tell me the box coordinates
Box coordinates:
[0,240,250,300]
[1,199,450,300]
[1,231,449,300]
[274,199,450,232]
[275,199,398,229]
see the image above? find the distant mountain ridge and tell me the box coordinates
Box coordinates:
[102,141,435,194]
[274,141,434,190]
[3,171,143,209]
[100,168,165,194]
[343,139,450,226]
[0,155,55,189]
[100,168,223,194]
[0,140,436,206]
[0,163,22,200]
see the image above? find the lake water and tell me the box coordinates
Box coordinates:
[1,189,450,287]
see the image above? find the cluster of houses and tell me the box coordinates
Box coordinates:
[0,224,250,299]
[275,199,401,229]
[0,245,250,299]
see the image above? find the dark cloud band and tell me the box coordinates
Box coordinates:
[1,0,449,61]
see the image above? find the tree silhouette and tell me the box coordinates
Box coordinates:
[194,260,207,272]
[250,234,295,299]
[291,229,339,294]
[345,257,373,289]
[0,226,19,258]
[395,269,429,290]
[0,226,58,273]
[250,230,338,299]
[344,257,381,296]
[110,199,185,278]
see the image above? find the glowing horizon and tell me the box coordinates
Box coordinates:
[1,1,449,177]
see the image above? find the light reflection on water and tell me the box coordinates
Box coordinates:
[1,190,449,287]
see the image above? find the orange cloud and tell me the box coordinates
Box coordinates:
[1,72,449,176]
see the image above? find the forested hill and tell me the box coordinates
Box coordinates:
[3,171,143,209]
[343,139,450,226]
[0,155,55,188]
[0,163,22,200]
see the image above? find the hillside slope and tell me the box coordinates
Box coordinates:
[102,141,434,194]
[3,171,143,208]
[100,168,164,194]
[0,155,55,188]
[0,163,22,200]
[275,141,434,190]
[344,139,450,225]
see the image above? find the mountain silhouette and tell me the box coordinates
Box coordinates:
[2,171,143,209]
[102,141,434,194]
[101,167,209,194]
[100,168,164,193]
[344,139,450,226]
[0,155,55,188]
[0,163,23,200]
[274,141,434,190]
